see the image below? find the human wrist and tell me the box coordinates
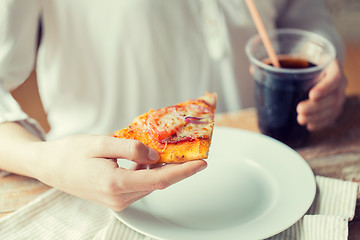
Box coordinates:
[0,122,45,178]
[13,141,46,179]
[26,140,61,183]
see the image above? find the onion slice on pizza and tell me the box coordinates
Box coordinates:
[114,92,217,163]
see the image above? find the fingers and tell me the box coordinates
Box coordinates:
[90,136,160,164]
[297,88,341,115]
[308,60,345,100]
[297,88,345,131]
[296,59,346,131]
[297,106,341,131]
[119,160,207,192]
[135,160,207,191]
[305,116,337,131]
[102,160,207,211]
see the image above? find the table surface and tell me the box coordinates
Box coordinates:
[1,96,359,239]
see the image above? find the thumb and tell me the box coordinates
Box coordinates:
[91,136,160,164]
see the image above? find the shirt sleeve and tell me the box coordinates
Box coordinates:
[0,0,45,142]
[275,0,345,62]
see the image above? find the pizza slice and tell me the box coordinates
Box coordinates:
[114,92,217,163]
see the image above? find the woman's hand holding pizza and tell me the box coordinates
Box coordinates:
[33,135,207,211]
[1,94,213,211]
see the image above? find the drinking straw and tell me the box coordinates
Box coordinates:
[245,0,281,68]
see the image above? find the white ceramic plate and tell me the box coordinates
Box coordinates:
[113,127,316,240]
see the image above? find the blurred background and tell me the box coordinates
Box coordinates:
[10,0,360,133]
[325,0,360,95]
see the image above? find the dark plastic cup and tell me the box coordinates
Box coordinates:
[245,29,336,148]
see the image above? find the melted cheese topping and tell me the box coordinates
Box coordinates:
[147,104,214,143]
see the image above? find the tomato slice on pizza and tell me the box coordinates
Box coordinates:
[114,92,217,163]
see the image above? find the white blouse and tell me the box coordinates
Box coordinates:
[0,0,343,140]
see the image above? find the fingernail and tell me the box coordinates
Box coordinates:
[196,163,207,172]
[148,148,160,161]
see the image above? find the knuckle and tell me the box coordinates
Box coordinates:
[101,183,128,211]
[59,135,79,148]
[103,179,119,196]
[101,174,125,196]
[297,115,306,125]
[299,113,309,122]
[101,179,133,211]
[56,135,87,155]
[94,136,111,153]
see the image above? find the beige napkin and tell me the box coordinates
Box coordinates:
[0,176,358,240]
[268,176,358,240]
